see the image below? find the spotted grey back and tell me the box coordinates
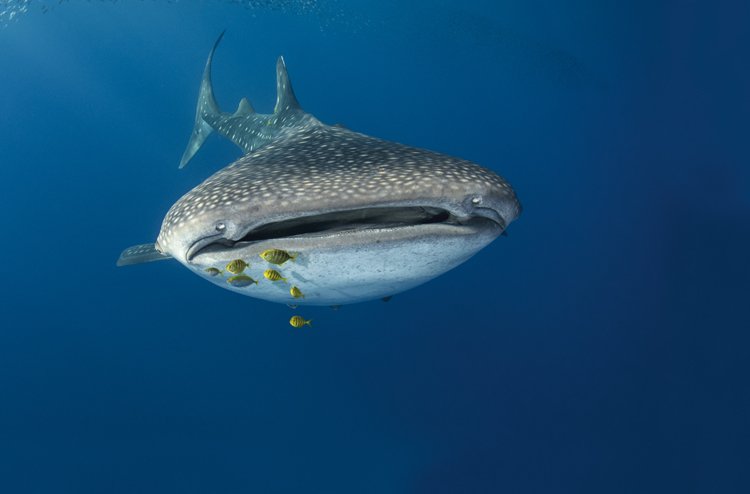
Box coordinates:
[161,123,519,240]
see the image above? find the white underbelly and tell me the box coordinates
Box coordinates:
[185,222,501,305]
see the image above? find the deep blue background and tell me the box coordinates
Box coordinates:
[1,1,748,492]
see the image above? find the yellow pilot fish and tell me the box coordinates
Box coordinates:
[204,267,222,277]
[225,259,249,274]
[263,269,287,282]
[226,275,258,287]
[259,249,297,265]
[289,316,312,328]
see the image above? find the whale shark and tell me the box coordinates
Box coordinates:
[117,33,522,306]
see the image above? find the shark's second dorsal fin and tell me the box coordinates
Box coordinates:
[274,56,301,114]
[234,97,254,117]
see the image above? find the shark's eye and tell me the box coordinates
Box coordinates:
[471,196,482,205]
[215,222,226,232]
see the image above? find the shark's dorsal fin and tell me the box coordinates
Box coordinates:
[274,56,301,114]
[234,97,255,116]
[116,243,172,267]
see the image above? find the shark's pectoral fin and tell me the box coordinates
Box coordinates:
[116,243,172,267]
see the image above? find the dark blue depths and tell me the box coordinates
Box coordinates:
[0,1,748,492]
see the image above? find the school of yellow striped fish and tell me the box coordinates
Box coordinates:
[209,248,313,328]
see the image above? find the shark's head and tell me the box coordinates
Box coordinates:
[155,125,520,305]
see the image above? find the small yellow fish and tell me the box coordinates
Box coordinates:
[259,249,297,265]
[289,315,312,328]
[263,269,287,282]
[204,267,222,277]
[227,275,258,287]
[225,259,249,274]
[290,286,304,299]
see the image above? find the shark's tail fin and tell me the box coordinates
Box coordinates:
[179,33,315,168]
[179,32,226,169]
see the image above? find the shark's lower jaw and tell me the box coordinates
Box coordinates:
[184,206,504,306]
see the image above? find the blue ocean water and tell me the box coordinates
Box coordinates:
[1,1,748,492]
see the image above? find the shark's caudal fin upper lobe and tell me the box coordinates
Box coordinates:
[179,31,225,169]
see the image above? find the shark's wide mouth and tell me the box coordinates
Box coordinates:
[188,206,502,260]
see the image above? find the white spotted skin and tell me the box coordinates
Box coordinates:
[189,221,503,306]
